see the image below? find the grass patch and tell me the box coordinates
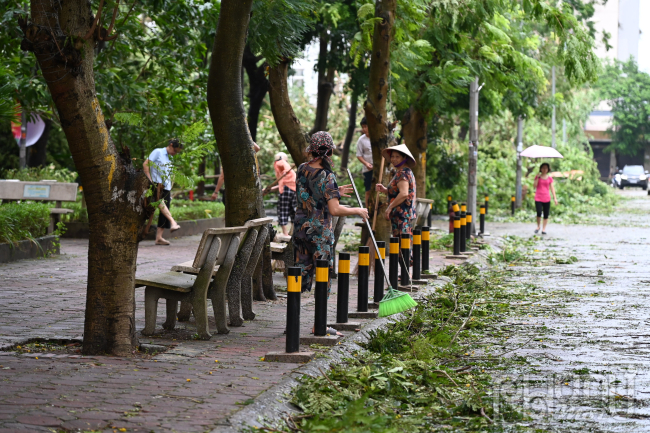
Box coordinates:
[0,202,50,244]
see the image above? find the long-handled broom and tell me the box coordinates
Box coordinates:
[354,158,384,275]
[346,169,417,317]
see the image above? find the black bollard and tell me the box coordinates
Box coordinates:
[427,203,432,227]
[460,211,466,252]
[413,229,421,280]
[357,246,370,312]
[314,259,329,336]
[479,204,486,235]
[374,241,386,304]
[422,226,430,273]
[400,233,411,286]
[511,196,515,216]
[286,267,302,353]
[389,237,399,290]
[336,252,350,324]
[466,212,472,240]
[485,195,489,215]
[453,216,461,255]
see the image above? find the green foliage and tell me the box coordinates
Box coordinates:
[596,59,650,156]
[0,202,49,244]
[3,166,78,183]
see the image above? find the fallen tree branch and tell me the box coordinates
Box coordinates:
[451,299,477,345]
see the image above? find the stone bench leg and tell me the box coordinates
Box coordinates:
[143,286,164,336]
[211,235,241,334]
[177,301,192,322]
[163,299,178,330]
[242,225,268,320]
[227,228,258,328]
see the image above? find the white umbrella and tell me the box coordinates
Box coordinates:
[519,145,564,159]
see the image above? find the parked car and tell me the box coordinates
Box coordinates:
[612,165,649,190]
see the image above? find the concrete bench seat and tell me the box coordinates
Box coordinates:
[135,271,197,292]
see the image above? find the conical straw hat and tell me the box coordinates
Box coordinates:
[381,144,416,168]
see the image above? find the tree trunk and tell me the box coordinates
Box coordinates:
[364,0,396,244]
[196,156,206,196]
[207,0,263,226]
[402,106,427,197]
[20,0,151,356]
[243,44,269,142]
[268,59,308,165]
[309,32,336,135]
[341,90,359,170]
[27,117,51,168]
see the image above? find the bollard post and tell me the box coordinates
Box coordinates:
[427,203,432,227]
[453,216,461,255]
[413,229,421,280]
[314,259,329,336]
[479,204,486,235]
[511,196,515,216]
[286,267,302,353]
[460,211,466,252]
[336,252,350,324]
[422,226,430,273]
[450,201,459,234]
[373,241,386,305]
[389,237,399,289]
[357,246,370,312]
[461,203,467,213]
[400,233,411,286]
[466,212,472,240]
[484,195,489,215]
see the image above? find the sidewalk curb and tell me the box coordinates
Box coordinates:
[213,252,486,432]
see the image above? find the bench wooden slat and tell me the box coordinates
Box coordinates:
[49,208,74,214]
[270,242,288,253]
[274,233,291,243]
[135,272,196,292]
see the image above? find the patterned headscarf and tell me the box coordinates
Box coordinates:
[306,131,335,168]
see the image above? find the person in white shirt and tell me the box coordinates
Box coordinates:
[143,138,182,245]
[355,117,373,207]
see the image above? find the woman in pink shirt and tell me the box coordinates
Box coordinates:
[533,163,558,235]
[271,152,297,235]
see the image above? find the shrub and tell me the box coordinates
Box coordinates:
[0,203,50,244]
[3,166,77,183]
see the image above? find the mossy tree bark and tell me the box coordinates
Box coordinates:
[268,59,308,165]
[402,106,427,197]
[364,0,396,243]
[207,0,264,227]
[243,44,269,142]
[340,90,359,170]
[20,0,152,355]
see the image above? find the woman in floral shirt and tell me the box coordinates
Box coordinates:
[293,132,369,295]
[375,144,417,237]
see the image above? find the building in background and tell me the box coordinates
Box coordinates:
[586,0,648,178]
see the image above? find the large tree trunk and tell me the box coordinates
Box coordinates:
[364,0,396,244]
[243,44,269,142]
[402,106,427,197]
[340,90,359,170]
[268,59,308,165]
[27,117,51,168]
[207,0,263,226]
[20,0,151,356]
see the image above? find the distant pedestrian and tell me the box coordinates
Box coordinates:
[533,162,558,235]
[356,117,373,207]
[270,152,296,236]
[143,138,182,245]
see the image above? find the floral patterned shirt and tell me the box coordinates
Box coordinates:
[387,167,416,223]
[294,163,341,245]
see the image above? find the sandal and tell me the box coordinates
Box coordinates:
[534,229,539,234]
[155,239,170,245]
[170,224,181,232]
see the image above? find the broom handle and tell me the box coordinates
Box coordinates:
[371,158,385,231]
[347,168,392,288]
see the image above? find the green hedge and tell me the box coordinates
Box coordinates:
[0,203,50,244]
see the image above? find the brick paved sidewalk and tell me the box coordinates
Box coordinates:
[0,221,460,432]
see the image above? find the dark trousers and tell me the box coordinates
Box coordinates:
[535,201,550,219]
[157,188,172,229]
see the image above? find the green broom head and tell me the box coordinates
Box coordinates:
[378,287,418,317]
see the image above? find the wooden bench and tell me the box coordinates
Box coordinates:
[137,225,248,339]
[0,180,77,233]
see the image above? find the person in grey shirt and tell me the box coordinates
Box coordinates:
[143,138,182,245]
[356,117,373,207]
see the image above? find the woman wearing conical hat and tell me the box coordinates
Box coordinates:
[375,144,417,238]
